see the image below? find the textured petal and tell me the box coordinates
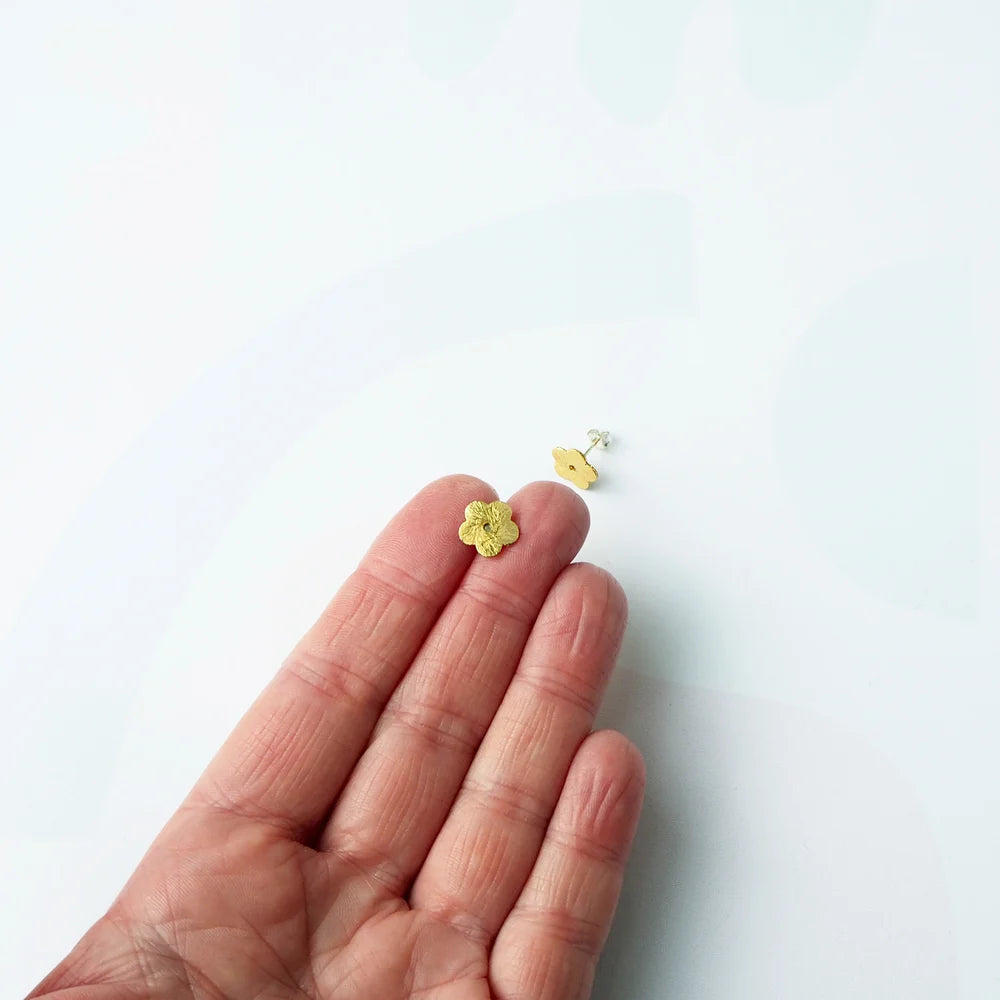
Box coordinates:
[459,520,482,546]
[464,500,491,526]
[497,519,519,545]
[486,500,513,523]
[551,447,571,477]
[476,533,504,557]
[554,448,596,488]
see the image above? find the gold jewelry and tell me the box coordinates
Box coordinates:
[459,500,520,557]
[552,429,611,490]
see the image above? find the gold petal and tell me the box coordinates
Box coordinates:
[554,448,588,484]
[497,519,519,545]
[476,533,504,557]
[486,500,513,523]
[458,520,482,546]
[551,447,570,475]
[464,499,491,525]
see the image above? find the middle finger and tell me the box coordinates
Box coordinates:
[319,481,589,890]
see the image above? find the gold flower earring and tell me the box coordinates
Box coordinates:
[552,429,611,490]
[459,500,520,557]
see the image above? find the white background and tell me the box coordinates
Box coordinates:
[2,2,998,996]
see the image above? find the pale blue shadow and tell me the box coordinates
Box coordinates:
[731,0,873,104]
[774,257,982,617]
[579,0,699,123]
[408,0,518,78]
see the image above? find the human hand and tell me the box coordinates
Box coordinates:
[30,477,644,1000]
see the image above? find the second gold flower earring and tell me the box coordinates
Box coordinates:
[552,429,612,490]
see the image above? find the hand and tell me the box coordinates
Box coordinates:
[31,477,644,1000]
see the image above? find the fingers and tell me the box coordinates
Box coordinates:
[409,564,627,940]
[490,731,645,1000]
[318,481,589,891]
[186,474,495,838]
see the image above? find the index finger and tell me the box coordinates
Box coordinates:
[185,474,497,839]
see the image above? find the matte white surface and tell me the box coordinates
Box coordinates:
[2,2,998,996]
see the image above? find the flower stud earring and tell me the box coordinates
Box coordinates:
[459,500,520,557]
[552,429,612,490]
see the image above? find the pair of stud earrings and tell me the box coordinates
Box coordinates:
[459,428,613,557]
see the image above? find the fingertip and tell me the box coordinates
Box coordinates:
[504,480,590,565]
[532,479,591,537]
[419,473,498,505]
[582,729,646,789]
[565,730,646,850]
[560,562,628,619]
[378,474,498,561]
